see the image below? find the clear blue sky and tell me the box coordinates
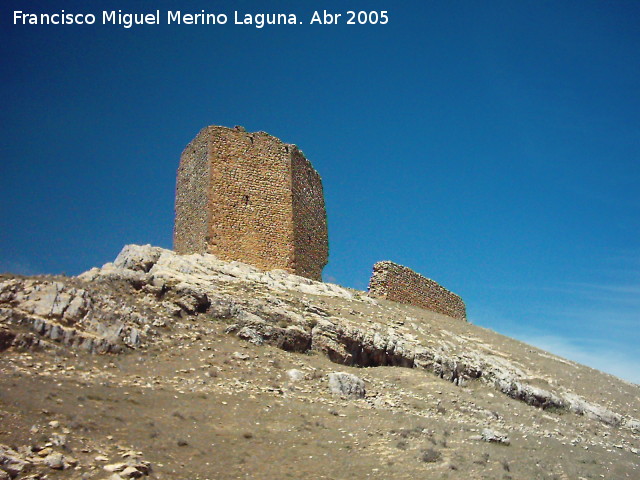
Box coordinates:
[2,1,639,382]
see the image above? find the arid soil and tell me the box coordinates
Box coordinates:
[1,245,639,479]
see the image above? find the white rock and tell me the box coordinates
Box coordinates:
[287,369,305,382]
[232,352,250,360]
[328,372,366,399]
[104,462,127,472]
[113,244,164,272]
[237,326,264,346]
[44,452,65,469]
[89,245,354,301]
[480,428,510,445]
[120,466,143,478]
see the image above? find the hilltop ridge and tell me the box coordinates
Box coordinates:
[1,244,639,479]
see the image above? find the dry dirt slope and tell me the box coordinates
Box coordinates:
[1,244,639,479]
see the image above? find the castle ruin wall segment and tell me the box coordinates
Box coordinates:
[368,261,467,321]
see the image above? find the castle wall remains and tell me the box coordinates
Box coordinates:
[173,129,210,255]
[291,147,329,280]
[368,261,466,321]
[174,125,328,281]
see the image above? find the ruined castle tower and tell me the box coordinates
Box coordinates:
[173,125,329,281]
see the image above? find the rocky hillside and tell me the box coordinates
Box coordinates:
[1,245,639,479]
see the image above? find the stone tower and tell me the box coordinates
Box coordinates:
[174,125,329,281]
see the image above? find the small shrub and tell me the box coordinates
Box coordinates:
[420,448,441,463]
[544,405,567,415]
[277,318,291,328]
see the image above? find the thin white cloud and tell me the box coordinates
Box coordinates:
[511,333,640,385]
[470,249,640,385]
[567,282,640,295]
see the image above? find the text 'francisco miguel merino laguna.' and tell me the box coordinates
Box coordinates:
[13,10,390,28]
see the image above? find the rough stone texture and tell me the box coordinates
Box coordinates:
[480,428,511,445]
[286,369,305,382]
[327,372,366,399]
[0,270,165,355]
[43,452,65,470]
[290,148,328,280]
[368,261,466,321]
[174,125,328,281]
[0,444,31,477]
[113,244,164,273]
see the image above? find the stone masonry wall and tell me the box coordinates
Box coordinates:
[174,129,210,255]
[174,125,328,281]
[207,127,294,273]
[368,261,466,321]
[291,147,329,280]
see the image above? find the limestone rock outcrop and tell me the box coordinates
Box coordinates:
[328,372,366,399]
[1,244,638,435]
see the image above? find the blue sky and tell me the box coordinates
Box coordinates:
[1,1,639,382]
